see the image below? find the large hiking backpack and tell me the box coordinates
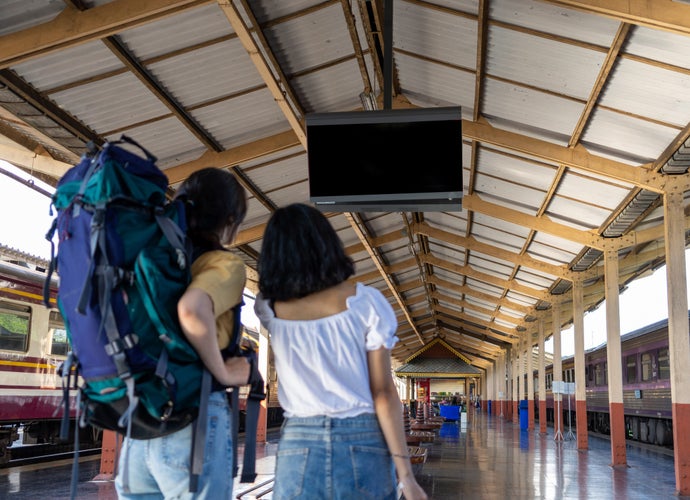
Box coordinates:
[44,136,264,495]
[45,136,201,437]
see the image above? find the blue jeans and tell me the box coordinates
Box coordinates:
[273,413,397,500]
[115,391,234,499]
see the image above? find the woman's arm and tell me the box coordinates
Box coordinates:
[178,287,250,386]
[368,347,428,500]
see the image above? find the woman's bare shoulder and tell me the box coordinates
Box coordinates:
[274,281,357,320]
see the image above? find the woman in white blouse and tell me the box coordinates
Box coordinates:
[254,203,427,500]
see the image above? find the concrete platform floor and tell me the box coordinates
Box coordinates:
[2,409,686,499]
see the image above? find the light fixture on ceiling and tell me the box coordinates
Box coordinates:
[662,136,690,173]
[570,132,690,271]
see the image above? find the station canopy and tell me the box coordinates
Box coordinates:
[1,0,690,370]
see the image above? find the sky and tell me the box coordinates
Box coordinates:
[1,160,687,347]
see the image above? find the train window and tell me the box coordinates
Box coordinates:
[658,348,670,380]
[0,301,30,352]
[641,352,654,382]
[626,355,637,383]
[594,363,606,385]
[49,311,69,356]
[585,365,592,387]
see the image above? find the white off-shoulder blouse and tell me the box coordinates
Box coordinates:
[253,283,399,418]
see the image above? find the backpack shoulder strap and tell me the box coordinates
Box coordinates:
[189,369,212,492]
[240,351,266,483]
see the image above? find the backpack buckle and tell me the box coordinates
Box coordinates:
[160,401,174,421]
[104,334,138,356]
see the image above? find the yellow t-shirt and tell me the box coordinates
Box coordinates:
[188,250,246,350]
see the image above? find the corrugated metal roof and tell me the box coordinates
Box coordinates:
[1,0,690,371]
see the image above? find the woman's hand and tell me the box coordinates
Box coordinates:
[398,478,428,500]
[223,355,251,386]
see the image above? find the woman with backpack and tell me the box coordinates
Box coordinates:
[115,167,252,499]
[254,203,428,500]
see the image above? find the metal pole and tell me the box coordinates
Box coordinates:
[566,384,575,440]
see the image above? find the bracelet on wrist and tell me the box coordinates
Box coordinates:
[392,453,411,458]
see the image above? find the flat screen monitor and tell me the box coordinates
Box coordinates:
[306,106,463,212]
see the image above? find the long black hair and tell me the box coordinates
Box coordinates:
[257,203,354,301]
[175,167,247,255]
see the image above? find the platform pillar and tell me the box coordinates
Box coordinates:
[664,189,690,495]
[539,399,547,434]
[575,399,588,449]
[572,278,588,449]
[527,399,534,430]
[512,353,518,424]
[551,299,564,441]
[537,319,547,434]
[604,249,626,466]
[94,430,120,480]
[256,327,271,443]
[526,330,534,431]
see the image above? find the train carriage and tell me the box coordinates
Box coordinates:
[0,254,79,463]
[534,316,678,450]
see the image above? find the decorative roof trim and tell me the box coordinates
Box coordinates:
[403,337,472,365]
[396,372,480,378]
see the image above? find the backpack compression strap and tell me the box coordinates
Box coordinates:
[223,300,266,483]
[240,351,266,483]
[189,368,212,492]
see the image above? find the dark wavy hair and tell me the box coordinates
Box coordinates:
[257,203,355,301]
[175,167,247,252]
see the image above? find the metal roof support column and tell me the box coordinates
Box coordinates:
[526,331,534,430]
[571,278,588,451]
[538,319,547,434]
[603,247,626,467]
[663,188,690,496]
[552,298,564,441]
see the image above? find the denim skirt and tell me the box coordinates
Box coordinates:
[273,413,397,500]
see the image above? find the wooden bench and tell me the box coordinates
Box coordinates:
[408,446,428,475]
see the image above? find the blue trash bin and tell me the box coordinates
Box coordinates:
[440,405,460,421]
[519,399,528,430]
[487,400,492,414]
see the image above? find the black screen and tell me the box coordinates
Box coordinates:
[306,107,462,211]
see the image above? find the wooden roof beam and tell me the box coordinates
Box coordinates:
[539,0,690,36]
[0,0,211,69]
